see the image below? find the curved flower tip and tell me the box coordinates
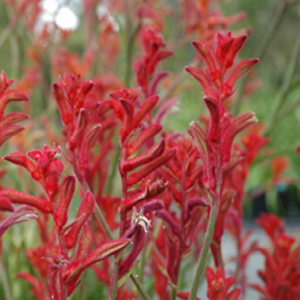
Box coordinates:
[0,205,38,238]
[0,196,14,212]
[177,291,201,300]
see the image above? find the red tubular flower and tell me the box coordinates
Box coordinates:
[64,238,130,295]
[166,227,180,283]
[0,190,52,213]
[123,179,167,211]
[134,26,173,97]
[177,267,240,300]
[181,34,263,293]
[0,205,37,238]
[64,192,95,249]
[0,195,14,212]
[0,72,29,148]
[4,152,42,180]
[223,58,259,97]
[181,0,246,44]
[126,124,163,156]
[221,112,258,163]
[75,223,94,262]
[53,74,94,130]
[67,108,88,150]
[216,34,247,70]
[4,145,64,200]
[186,33,259,102]
[206,267,240,300]
[177,292,201,300]
[119,226,146,278]
[127,148,176,186]
[255,213,284,241]
[253,214,300,300]
[121,139,165,172]
[17,272,47,300]
[53,175,76,229]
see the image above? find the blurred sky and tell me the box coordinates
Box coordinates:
[38,0,80,31]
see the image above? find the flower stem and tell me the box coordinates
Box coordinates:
[171,285,177,300]
[188,156,222,300]
[233,0,290,115]
[270,96,300,131]
[130,274,152,300]
[76,271,87,300]
[266,31,300,135]
[124,22,141,87]
[109,262,119,300]
[70,154,113,240]
[0,255,13,300]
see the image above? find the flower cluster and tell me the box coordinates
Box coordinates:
[0,1,298,300]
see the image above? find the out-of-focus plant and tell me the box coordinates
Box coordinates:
[0,0,300,300]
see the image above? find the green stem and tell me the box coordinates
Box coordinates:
[124,22,141,87]
[139,235,148,285]
[171,285,177,300]
[94,204,114,240]
[271,96,300,130]
[109,263,119,300]
[266,31,300,135]
[130,274,152,300]
[76,270,87,300]
[255,1,288,61]
[0,256,13,300]
[188,156,222,300]
[0,26,14,49]
[233,0,290,115]
[71,154,114,240]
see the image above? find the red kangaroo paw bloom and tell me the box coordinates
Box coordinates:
[192,41,219,81]
[123,179,168,211]
[223,58,259,98]
[0,112,29,129]
[0,190,52,213]
[156,209,181,237]
[67,108,88,150]
[185,66,217,98]
[64,192,95,249]
[132,95,159,128]
[64,238,130,295]
[53,175,76,229]
[126,124,163,157]
[75,223,94,262]
[4,152,41,180]
[217,34,247,69]
[119,226,146,278]
[134,26,173,96]
[206,266,240,300]
[189,121,214,189]
[0,89,28,116]
[121,139,165,172]
[127,148,176,186]
[221,112,257,164]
